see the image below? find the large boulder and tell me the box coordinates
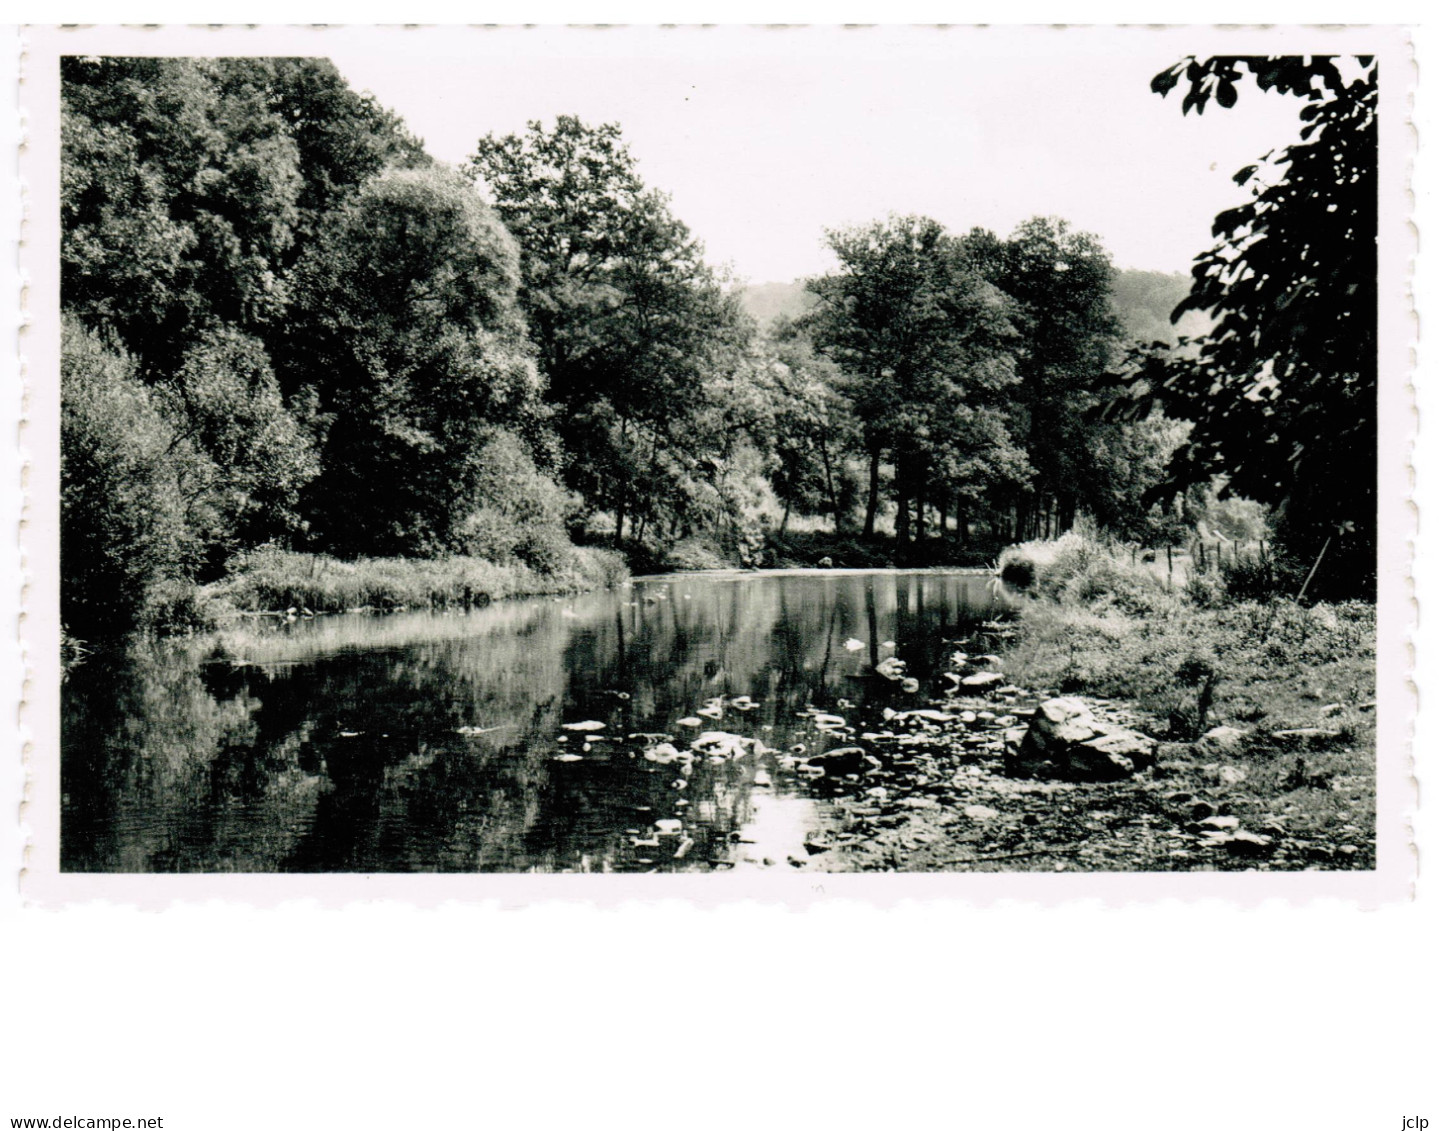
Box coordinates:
[1007,696,1157,782]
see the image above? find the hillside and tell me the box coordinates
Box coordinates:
[741,270,1212,343]
[1110,268,1214,345]
[736,280,817,327]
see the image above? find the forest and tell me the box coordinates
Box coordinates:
[59,54,1377,641]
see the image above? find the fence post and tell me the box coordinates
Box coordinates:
[1167,544,1173,590]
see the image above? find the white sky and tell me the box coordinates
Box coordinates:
[324,27,1312,283]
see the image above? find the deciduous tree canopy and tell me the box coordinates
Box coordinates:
[1109,55,1378,597]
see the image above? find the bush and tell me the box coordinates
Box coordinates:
[514,527,576,576]
[458,429,578,567]
[61,319,202,636]
[997,551,1036,590]
[140,580,220,635]
[207,545,629,616]
[1005,527,1169,614]
[1221,552,1292,603]
[664,537,730,572]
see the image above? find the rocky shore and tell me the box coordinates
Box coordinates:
[779,640,1374,873]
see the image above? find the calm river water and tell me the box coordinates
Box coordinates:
[62,570,1009,873]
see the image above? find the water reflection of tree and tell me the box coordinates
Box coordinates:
[63,574,1007,872]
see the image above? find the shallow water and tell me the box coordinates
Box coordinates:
[62,570,1009,873]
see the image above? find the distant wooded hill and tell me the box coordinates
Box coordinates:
[736,269,1212,345]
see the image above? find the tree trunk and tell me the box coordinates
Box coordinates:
[1058,493,1077,533]
[863,446,881,539]
[819,434,841,532]
[780,500,792,535]
[614,497,627,549]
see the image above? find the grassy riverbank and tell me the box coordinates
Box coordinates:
[805,530,1376,872]
[203,545,629,619]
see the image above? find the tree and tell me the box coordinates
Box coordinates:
[1121,56,1378,597]
[804,216,1020,542]
[286,165,544,556]
[61,319,201,634]
[762,321,862,532]
[62,56,428,377]
[965,217,1123,539]
[160,327,320,568]
[470,117,753,547]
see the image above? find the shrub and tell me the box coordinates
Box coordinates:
[139,580,220,636]
[1006,527,1168,614]
[61,318,202,636]
[458,429,579,566]
[1219,551,1305,603]
[664,537,730,572]
[514,527,576,576]
[997,551,1036,590]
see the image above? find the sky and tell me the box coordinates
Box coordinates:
[328,26,1309,284]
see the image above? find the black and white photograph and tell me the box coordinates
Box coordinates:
[3,17,1435,1131]
[17,24,1410,894]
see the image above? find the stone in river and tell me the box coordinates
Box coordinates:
[552,753,584,762]
[962,671,1005,689]
[964,805,999,821]
[643,742,685,765]
[1006,696,1156,782]
[562,720,606,731]
[655,819,684,836]
[875,656,907,680]
[805,746,870,774]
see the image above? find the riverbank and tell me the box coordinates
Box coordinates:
[204,545,630,620]
[794,546,1376,872]
[625,530,1004,575]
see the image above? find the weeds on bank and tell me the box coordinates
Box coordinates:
[205,545,629,616]
[998,528,1376,858]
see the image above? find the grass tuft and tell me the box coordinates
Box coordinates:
[204,545,628,616]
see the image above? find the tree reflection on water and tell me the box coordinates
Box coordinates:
[62,571,1005,873]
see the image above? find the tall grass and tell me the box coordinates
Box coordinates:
[205,545,628,616]
[997,525,1172,615]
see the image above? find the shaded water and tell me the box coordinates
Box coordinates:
[62,570,1009,873]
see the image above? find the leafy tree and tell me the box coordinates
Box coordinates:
[964,217,1123,539]
[62,56,428,376]
[1119,56,1378,598]
[160,327,320,567]
[470,116,753,546]
[61,319,202,634]
[286,165,544,556]
[762,321,862,532]
[804,216,1020,542]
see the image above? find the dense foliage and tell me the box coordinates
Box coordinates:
[63,54,1362,637]
[1105,55,1378,599]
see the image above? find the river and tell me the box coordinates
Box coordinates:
[62,569,1010,873]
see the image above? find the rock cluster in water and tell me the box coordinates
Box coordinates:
[519,627,1353,872]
